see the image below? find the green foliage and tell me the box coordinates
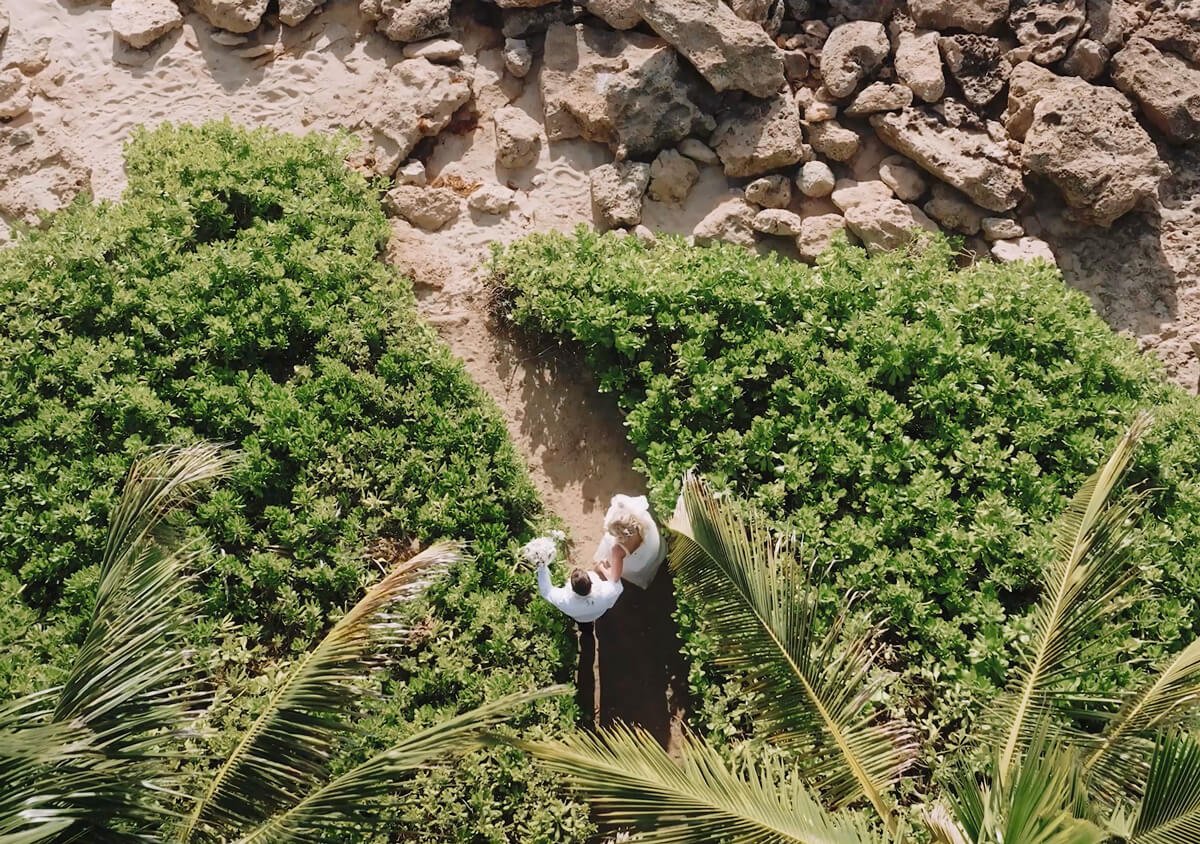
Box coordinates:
[0,122,591,840]
[490,228,1200,760]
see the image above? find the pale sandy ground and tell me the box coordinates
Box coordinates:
[4,0,1200,552]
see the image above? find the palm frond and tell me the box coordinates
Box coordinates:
[1127,731,1200,844]
[996,413,1152,776]
[667,473,915,829]
[516,724,888,844]
[234,687,568,844]
[177,541,461,842]
[1084,639,1200,805]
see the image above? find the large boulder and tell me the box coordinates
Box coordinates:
[1004,60,1067,140]
[1008,0,1087,65]
[820,21,890,98]
[908,0,1009,34]
[871,107,1025,212]
[541,23,710,158]
[361,0,452,43]
[591,160,651,227]
[191,0,268,33]
[1020,77,1163,225]
[1111,37,1200,144]
[711,91,810,177]
[632,0,786,97]
[939,34,1008,107]
[111,0,183,48]
[894,30,945,102]
[353,59,471,176]
[843,197,938,253]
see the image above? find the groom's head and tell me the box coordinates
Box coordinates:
[569,568,592,596]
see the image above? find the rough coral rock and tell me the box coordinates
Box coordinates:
[871,107,1025,212]
[648,148,699,204]
[0,69,31,120]
[844,197,937,253]
[693,197,758,246]
[1020,78,1163,225]
[1008,0,1086,65]
[632,0,785,97]
[111,0,183,48]
[830,178,894,211]
[383,185,461,230]
[797,160,836,197]
[711,91,809,177]
[363,0,452,43]
[494,105,543,169]
[878,155,926,200]
[1111,37,1200,144]
[894,30,945,102]
[751,207,805,236]
[981,216,1024,240]
[744,174,793,208]
[278,0,326,26]
[908,0,1009,34]
[939,34,1008,107]
[191,0,269,33]
[468,184,518,214]
[0,125,92,230]
[805,119,859,162]
[590,160,650,227]
[541,22,709,158]
[923,181,985,234]
[796,212,848,261]
[1061,38,1109,79]
[678,138,718,165]
[586,0,641,29]
[845,82,913,116]
[820,21,890,98]
[503,37,533,77]
[991,235,1056,264]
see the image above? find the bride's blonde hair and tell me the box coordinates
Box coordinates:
[605,508,642,541]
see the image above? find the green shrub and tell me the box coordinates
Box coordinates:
[0,122,592,841]
[490,228,1200,762]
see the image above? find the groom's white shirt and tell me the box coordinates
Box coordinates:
[536,563,623,623]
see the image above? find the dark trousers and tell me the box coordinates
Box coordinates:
[576,620,597,728]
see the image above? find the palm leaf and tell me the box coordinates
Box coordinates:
[1127,731,1200,844]
[1084,639,1200,805]
[515,724,888,843]
[0,445,233,841]
[996,413,1153,776]
[667,473,915,830]
[235,687,568,844]
[177,541,461,842]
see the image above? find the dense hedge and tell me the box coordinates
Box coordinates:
[491,228,1200,761]
[0,123,593,841]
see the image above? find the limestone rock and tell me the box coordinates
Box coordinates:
[830,178,894,211]
[0,69,30,119]
[468,184,518,214]
[383,185,461,230]
[1008,0,1086,65]
[402,38,464,62]
[878,155,926,200]
[363,0,452,43]
[191,0,267,33]
[278,0,326,25]
[678,138,718,165]
[991,236,1056,264]
[711,91,809,177]
[503,37,533,77]
[541,23,709,158]
[111,0,183,48]
[0,5,8,41]
[745,174,793,208]
[923,182,985,234]
[829,0,894,21]
[798,160,836,197]
[591,160,650,227]
[820,21,890,98]
[1139,13,1200,65]
[586,0,641,29]
[494,105,542,169]
[981,216,1024,240]
[784,51,810,85]
[1003,61,1069,140]
[693,197,757,247]
[1085,0,1148,51]
[843,197,938,253]
[730,0,784,34]
[845,82,913,116]
[1062,38,1109,79]
[396,160,427,186]
[1111,37,1200,144]
[804,94,839,123]
[895,30,945,103]
[909,0,1009,33]
[805,119,859,162]
[939,34,1008,107]
[871,107,1025,212]
[1021,80,1163,225]
[354,59,471,176]
[752,208,805,236]
[0,125,91,229]
[648,148,699,204]
[796,212,848,261]
[632,0,785,98]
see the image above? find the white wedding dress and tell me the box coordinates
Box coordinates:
[593,494,666,589]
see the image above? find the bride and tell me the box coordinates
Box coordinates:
[592,494,666,589]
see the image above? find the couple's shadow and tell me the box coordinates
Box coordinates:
[576,568,690,752]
